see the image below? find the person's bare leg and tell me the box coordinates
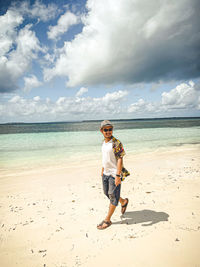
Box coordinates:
[97,203,116,229]
[119,197,127,206]
[105,198,128,222]
[105,203,116,222]
[119,197,129,214]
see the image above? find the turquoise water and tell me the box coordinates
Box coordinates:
[0,119,200,174]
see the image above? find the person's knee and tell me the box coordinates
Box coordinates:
[108,193,119,206]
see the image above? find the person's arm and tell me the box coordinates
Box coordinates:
[115,157,123,186]
[101,167,104,177]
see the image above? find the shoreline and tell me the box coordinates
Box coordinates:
[1,143,199,178]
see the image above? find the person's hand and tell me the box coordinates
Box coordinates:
[115,176,121,186]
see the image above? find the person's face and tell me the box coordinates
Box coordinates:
[100,126,113,139]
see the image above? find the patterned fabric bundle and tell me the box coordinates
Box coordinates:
[112,136,130,181]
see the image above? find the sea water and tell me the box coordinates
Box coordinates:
[0,118,200,174]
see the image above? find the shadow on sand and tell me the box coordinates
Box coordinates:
[113,209,169,226]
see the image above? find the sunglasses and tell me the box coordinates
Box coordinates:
[103,128,113,132]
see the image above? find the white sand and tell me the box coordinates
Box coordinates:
[0,145,200,267]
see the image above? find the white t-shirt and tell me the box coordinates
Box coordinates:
[102,139,117,177]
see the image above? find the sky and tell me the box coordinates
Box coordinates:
[0,0,200,123]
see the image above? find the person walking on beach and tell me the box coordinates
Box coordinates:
[97,120,130,230]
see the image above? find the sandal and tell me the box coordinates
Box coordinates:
[121,198,129,214]
[97,220,112,230]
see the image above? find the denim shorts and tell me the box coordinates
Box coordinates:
[102,174,121,206]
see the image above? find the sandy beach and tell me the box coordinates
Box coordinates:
[0,145,200,267]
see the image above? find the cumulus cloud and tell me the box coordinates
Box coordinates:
[53,90,128,116]
[128,99,157,113]
[0,0,59,93]
[76,87,88,97]
[48,11,79,40]
[128,81,200,114]
[161,81,200,109]
[23,75,42,92]
[44,0,200,87]
[1,81,199,122]
[6,95,48,117]
[0,9,23,56]
[0,22,42,93]
[12,0,59,22]
[0,90,128,122]
[28,0,59,21]
[33,96,41,101]
[101,90,128,103]
[8,95,22,103]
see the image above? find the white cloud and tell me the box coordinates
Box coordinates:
[23,75,42,92]
[4,95,48,118]
[13,0,59,22]
[127,81,200,114]
[28,0,59,22]
[128,99,146,113]
[54,90,128,116]
[76,87,88,97]
[0,23,43,92]
[102,90,128,103]
[128,99,158,113]
[0,1,60,93]
[1,81,200,122]
[48,11,79,40]
[0,90,128,122]
[44,0,200,87]
[161,81,200,109]
[33,96,41,102]
[142,1,194,39]
[8,95,22,103]
[0,9,23,56]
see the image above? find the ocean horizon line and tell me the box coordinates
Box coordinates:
[1,116,200,125]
